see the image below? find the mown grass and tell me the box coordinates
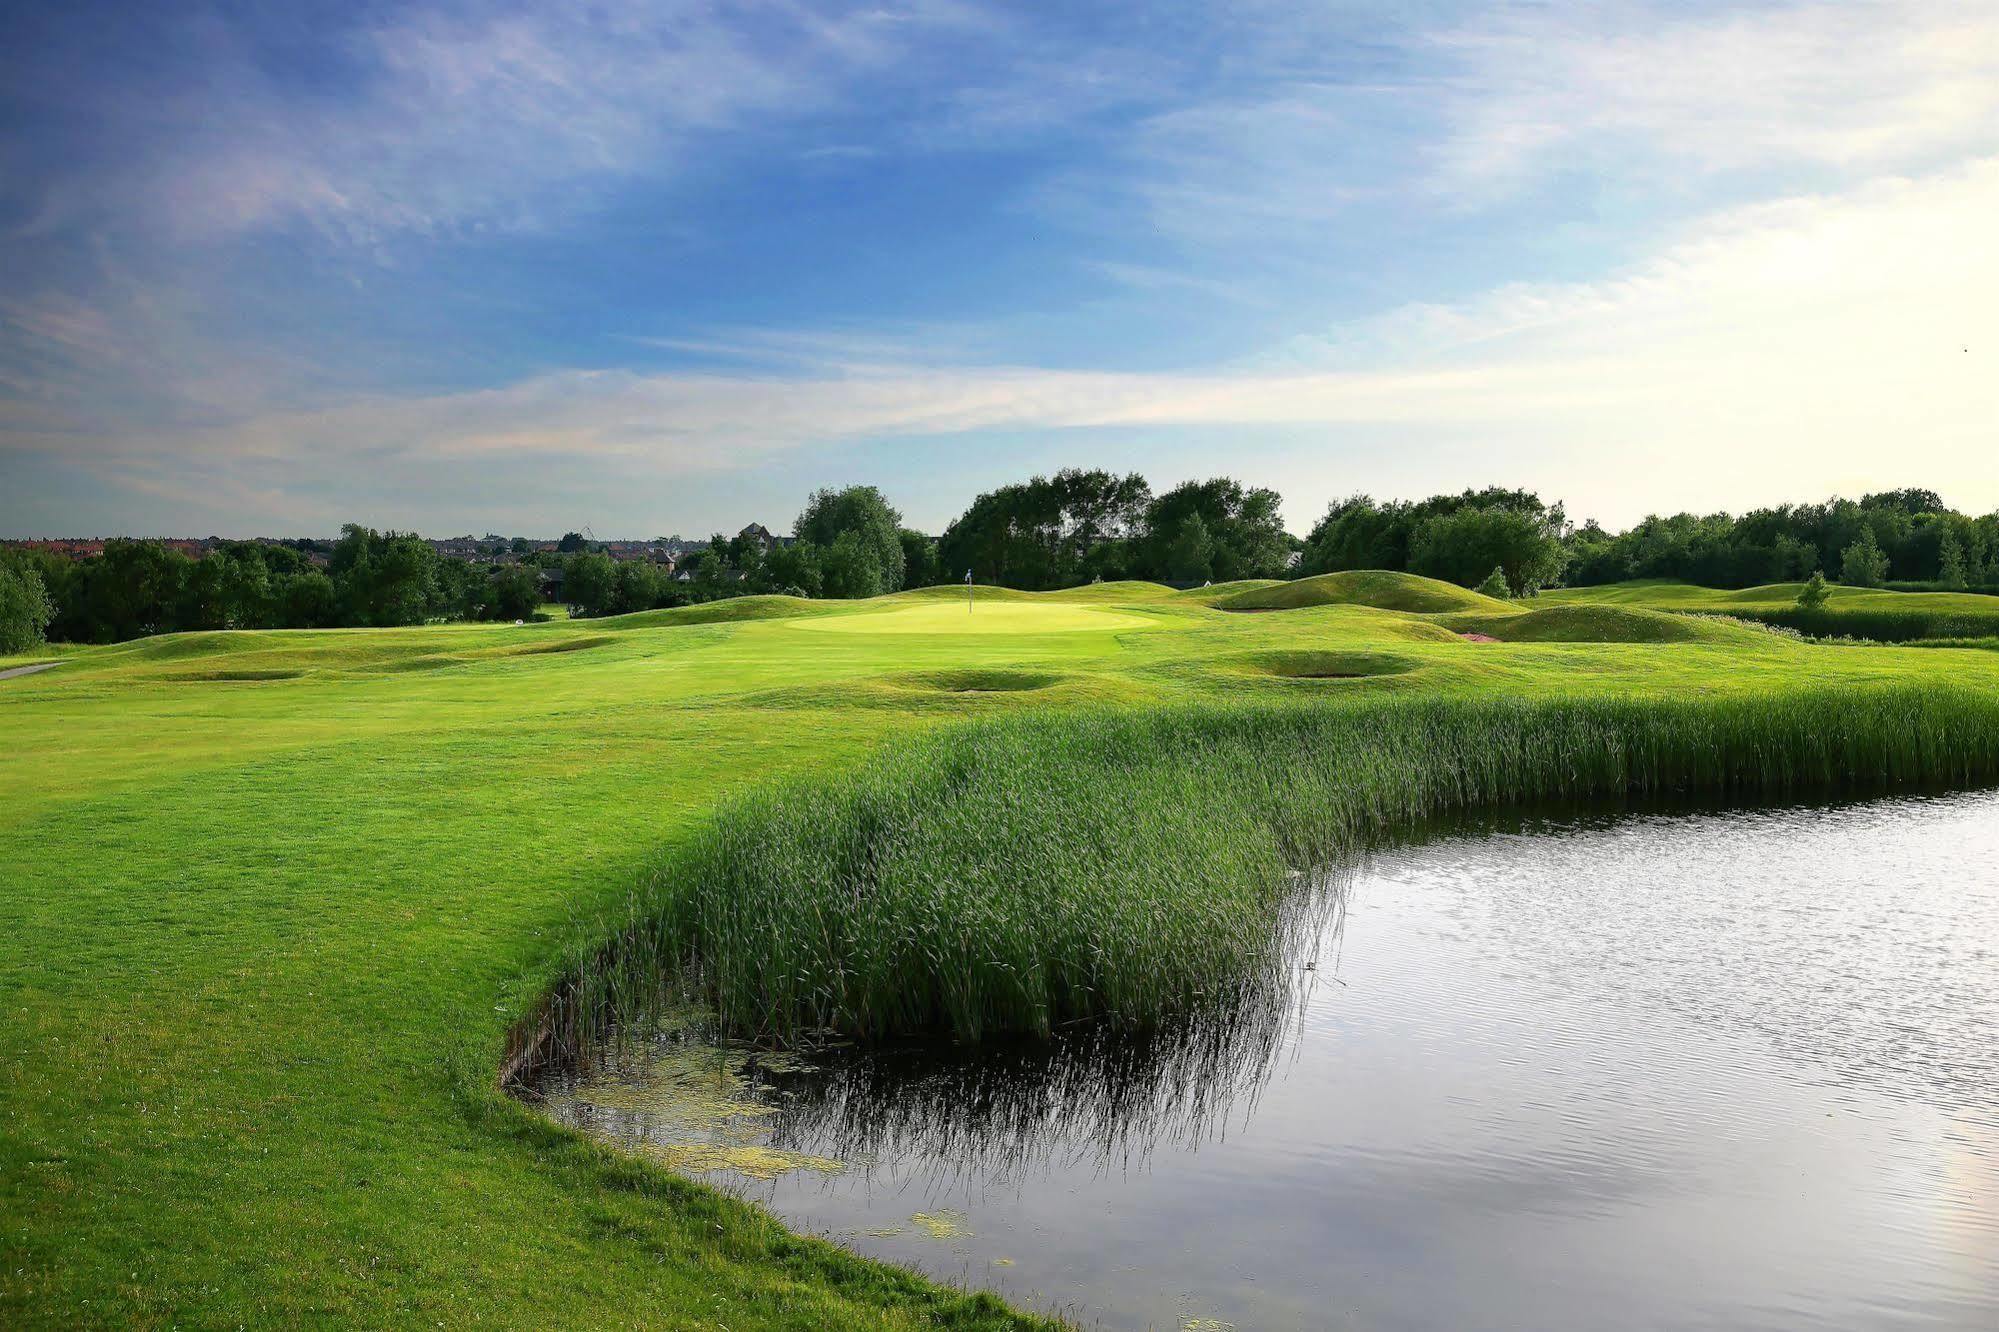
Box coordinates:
[5,573,1999,1328]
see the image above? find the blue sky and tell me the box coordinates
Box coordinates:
[2,0,1996,537]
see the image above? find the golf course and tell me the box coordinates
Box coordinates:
[5,572,1999,1327]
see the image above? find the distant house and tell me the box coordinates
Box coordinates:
[737,523,777,553]
[538,566,566,597]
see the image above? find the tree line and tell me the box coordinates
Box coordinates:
[5,478,1995,652]
[0,526,547,649]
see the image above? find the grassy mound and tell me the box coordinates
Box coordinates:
[894,669,1068,693]
[504,634,615,656]
[548,685,1999,1051]
[356,652,468,673]
[118,630,291,661]
[1218,570,1508,614]
[787,601,1159,635]
[1171,580,1283,604]
[1736,604,1999,642]
[1439,604,1761,644]
[162,667,308,683]
[888,584,1038,603]
[593,596,832,629]
[1546,581,1999,641]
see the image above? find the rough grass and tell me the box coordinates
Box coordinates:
[7,579,1999,1328]
[554,686,1999,1051]
[1547,581,1999,641]
[1218,569,1510,614]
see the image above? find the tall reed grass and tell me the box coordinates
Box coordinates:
[514,684,1999,1074]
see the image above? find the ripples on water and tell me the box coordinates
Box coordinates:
[541,792,1999,1330]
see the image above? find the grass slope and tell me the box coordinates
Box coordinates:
[5,581,1999,1327]
[1545,580,1999,640]
[1438,604,1765,644]
[1217,569,1510,614]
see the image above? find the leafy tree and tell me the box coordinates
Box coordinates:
[79,540,189,641]
[280,570,337,627]
[821,530,891,599]
[1938,530,1969,589]
[486,565,543,620]
[1139,479,1288,583]
[428,557,486,621]
[1860,488,1946,516]
[0,566,54,652]
[1796,570,1831,610]
[937,469,1150,590]
[557,531,589,553]
[1475,566,1512,599]
[1839,526,1889,587]
[609,560,665,615]
[761,541,824,598]
[563,552,617,615]
[1165,513,1214,583]
[179,553,232,630]
[798,486,905,595]
[1409,506,1568,593]
[1302,487,1561,580]
[327,526,438,626]
[899,529,943,589]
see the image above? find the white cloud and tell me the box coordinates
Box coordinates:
[1428,0,1999,193]
[111,1,985,242]
[1045,1,1999,252]
[33,156,1993,527]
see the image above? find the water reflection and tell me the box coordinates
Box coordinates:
[546,869,1349,1189]
[541,791,1999,1331]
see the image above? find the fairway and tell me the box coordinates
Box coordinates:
[6,575,1999,1329]
[786,599,1160,635]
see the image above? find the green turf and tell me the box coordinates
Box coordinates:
[1217,569,1509,614]
[1544,580,1999,640]
[1437,603,1766,644]
[5,575,1999,1328]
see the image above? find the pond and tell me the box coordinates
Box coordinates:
[539,791,1999,1330]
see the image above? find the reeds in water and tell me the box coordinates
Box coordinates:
[524,684,1999,1068]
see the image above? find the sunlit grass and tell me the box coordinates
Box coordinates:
[5,572,1999,1327]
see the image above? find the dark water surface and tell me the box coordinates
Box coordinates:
[543,792,1999,1330]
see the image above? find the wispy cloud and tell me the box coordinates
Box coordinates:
[6,1,1999,536]
[19,1,987,245]
[1041,1,1999,254]
[25,156,1995,531]
[1427,0,1999,194]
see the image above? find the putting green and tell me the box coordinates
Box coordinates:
[787,600,1159,635]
